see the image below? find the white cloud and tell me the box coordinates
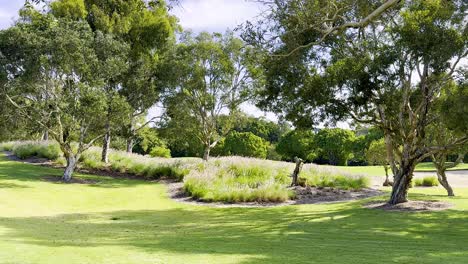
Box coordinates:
[172,0,263,33]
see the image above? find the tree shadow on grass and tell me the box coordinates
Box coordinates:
[1,202,468,263]
[0,157,154,188]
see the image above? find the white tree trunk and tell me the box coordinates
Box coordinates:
[62,155,78,182]
[101,126,111,163]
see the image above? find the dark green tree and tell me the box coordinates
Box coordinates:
[223,131,269,159]
[247,0,467,204]
[276,130,315,162]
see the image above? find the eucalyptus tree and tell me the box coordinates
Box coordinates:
[51,0,178,157]
[82,0,177,154]
[166,31,261,160]
[0,6,119,181]
[246,0,467,204]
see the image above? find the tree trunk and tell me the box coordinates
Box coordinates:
[126,138,133,153]
[291,157,304,186]
[62,155,79,182]
[101,129,111,163]
[383,165,392,186]
[437,169,455,196]
[203,146,211,161]
[42,130,49,141]
[389,164,415,205]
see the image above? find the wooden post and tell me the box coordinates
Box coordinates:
[291,157,304,186]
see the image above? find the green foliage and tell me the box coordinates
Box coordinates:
[276,130,315,161]
[163,31,260,159]
[223,132,269,159]
[11,141,61,160]
[300,168,370,190]
[149,146,171,158]
[183,158,292,203]
[0,142,15,151]
[133,127,169,156]
[414,177,439,187]
[366,139,387,166]
[229,115,289,143]
[314,128,356,166]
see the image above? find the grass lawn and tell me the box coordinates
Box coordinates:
[1,154,468,264]
[335,162,468,177]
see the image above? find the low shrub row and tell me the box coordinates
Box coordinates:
[1,141,371,203]
[184,158,294,203]
[2,141,61,160]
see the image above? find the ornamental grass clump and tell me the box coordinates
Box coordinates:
[300,165,370,190]
[11,141,61,160]
[183,157,293,203]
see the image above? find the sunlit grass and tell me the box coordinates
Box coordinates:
[1,154,468,263]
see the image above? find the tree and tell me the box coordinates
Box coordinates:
[1,6,113,181]
[366,139,391,186]
[223,131,269,158]
[428,82,468,196]
[276,130,315,162]
[314,128,356,166]
[55,0,178,156]
[248,0,467,204]
[165,31,260,160]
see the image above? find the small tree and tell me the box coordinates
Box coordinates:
[366,139,391,186]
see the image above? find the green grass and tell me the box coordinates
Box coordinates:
[2,153,468,263]
[335,162,468,177]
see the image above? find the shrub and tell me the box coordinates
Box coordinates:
[223,132,269,158]
[414,176,439,187]
[276,130,315,162]
[149,146,171,158]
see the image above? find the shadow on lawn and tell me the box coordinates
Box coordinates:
[0,158,153,188]
[1,203,468,263]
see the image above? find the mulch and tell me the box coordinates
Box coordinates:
[364,200,453,212]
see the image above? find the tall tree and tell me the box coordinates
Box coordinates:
[165,31,261,160]
[247,0,467,204]
[0,6,117,181]
[53,0,178,156]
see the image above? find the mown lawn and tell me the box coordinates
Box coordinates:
[1,154,468,264]
[335,162,468,177]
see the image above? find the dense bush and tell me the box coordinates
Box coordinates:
[9,141,61,160]
[414,176,439,187]
[314,128,356,166]
[149,146,171,158]
[223,132,269,159]
[276,130,315,161]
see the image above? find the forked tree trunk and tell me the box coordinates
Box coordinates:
[437,169,454,196]
[101,130,111,163]
[389,164,415,205]
[62,155,79,182]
